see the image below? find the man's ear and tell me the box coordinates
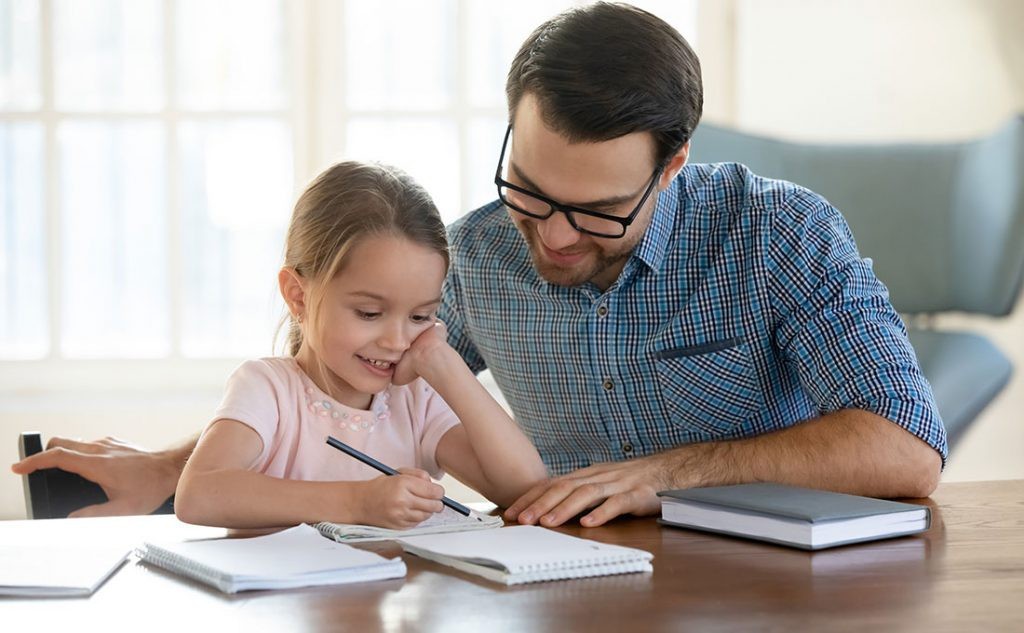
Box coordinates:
[658,140,690,189]
[278,268,307,320]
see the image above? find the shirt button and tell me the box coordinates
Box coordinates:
[602,379,614,391]
[622,442,634,454]
[597,305,608,317]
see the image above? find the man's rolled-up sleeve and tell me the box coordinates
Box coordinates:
[768,190,948,464]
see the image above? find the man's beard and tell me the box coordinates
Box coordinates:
[518,221,636,287]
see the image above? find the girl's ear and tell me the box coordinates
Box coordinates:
[279,268,307,321]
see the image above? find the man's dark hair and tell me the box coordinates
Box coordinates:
[506,2,703,166]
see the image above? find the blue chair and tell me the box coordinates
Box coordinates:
[688,117,1024,449]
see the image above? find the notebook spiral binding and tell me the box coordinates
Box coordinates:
[137,545,232,593]
[513,561,652,584]
[511,553,648,574]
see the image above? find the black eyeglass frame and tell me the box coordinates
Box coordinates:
[493,125,663,239]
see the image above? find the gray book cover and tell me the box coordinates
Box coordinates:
[658,483,927,522]
[657,483,930,550]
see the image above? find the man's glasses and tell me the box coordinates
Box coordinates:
[493,125,662,239]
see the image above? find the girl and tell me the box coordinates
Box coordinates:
[174,161,547,529]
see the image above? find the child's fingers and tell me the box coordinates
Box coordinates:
[406,477,445,501]
[396,467,431,481]
[380,472,444,505]
[390,359,419,386]
[396,508,436,528]
[391,473,444,503]
[383,485,443,527]
[407,495,444,515]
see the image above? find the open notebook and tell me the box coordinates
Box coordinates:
[399,525,653,585]
[137,524,406,594]
[315,506,503,543]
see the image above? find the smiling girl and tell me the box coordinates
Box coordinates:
[174,161,546,529]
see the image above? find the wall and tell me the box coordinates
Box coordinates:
[700,0,1023,482]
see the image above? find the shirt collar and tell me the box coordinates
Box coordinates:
[631,177,680,274]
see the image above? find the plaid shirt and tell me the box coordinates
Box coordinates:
[440,162,948,476]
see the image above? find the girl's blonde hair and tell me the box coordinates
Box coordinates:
[277,161,448,359]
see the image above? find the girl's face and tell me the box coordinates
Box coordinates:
[298,234,447,408]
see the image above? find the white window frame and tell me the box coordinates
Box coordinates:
[1,0,310,392]
[1,0,701,395]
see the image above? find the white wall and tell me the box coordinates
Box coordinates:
[731,0,1021,142]
[698,0,1023,482]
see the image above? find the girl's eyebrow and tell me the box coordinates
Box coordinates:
[414,297,443,309]
[347,291,386,300]
[510,161,638,209]
[347,290,442,308]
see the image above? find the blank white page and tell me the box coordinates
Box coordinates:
[143,524,394,577]
[399,525,651,573]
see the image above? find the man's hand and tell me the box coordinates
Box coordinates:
[504,454,674,527]
[10,436,185,517]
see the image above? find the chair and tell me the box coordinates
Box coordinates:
[687,117,1024,449]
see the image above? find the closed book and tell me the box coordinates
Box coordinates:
[399,525,653,586]
[137,524,406,594]
[658,483,930,550]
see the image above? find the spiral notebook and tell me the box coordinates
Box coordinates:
[137,524,406,594]
[399,525,653,585]
[315,506,503,543]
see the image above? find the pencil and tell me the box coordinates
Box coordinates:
[325,435,476,518]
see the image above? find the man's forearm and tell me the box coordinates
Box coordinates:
[506,409,942,528]
[660,409,941,498]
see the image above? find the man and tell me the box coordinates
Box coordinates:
[13,2,945,524]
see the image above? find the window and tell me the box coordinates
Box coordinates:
[1,0,294,368]
[0,0,697,388]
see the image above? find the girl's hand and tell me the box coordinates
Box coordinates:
[353,468,445,529]
[392,321,450,386]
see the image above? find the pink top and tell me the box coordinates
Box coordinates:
[210,357,460,481]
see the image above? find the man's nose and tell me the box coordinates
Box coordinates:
[537,211,581,251]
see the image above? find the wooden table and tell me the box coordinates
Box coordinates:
[3,480,1022,632]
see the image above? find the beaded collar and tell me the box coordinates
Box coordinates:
[303,386,391,433]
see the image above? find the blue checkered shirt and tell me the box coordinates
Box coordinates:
[439,162,948,476]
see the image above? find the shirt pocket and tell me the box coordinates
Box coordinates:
[653,338,763,438]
